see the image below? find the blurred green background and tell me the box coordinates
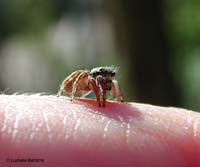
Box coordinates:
[0,0,200,111]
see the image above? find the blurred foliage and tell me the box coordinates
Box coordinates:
[0,0,200,111]
[0,0,57,38]
[166,0,200,110]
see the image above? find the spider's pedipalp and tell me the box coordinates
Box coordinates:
[111,80,123,102]
[96,75,107,107]
[88,76,101,107]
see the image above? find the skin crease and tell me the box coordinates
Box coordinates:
[0,95,200,167]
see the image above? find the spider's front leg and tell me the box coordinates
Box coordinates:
[71,72,88,100]
[88,76,101,107]
[111,80,123,102]
[57,71,83,97]
[96,76,107,107]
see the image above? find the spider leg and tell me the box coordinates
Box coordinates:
[57,70,83,97]
[81,90,92,98]
[111,80,123,102]
[88,76,101,107]
[71,72,88,100]
[96,76,107,107]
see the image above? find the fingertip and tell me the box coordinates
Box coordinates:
[1,95,200,166]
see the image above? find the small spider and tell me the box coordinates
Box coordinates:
[57,66,123,107]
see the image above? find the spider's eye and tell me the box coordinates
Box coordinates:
[92,72,100,77]
[111,72,116,76]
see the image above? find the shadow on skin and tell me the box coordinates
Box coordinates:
[0,95,200,166]
[74,98,143,123]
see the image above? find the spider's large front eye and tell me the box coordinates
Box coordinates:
[111,72,116,76]
[95,72,100,76]
[92,72,100,77]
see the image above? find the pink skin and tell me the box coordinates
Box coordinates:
[0,95,200,166]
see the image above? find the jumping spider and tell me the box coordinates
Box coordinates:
[57,66,123,107]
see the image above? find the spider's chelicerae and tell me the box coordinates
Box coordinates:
[57,66,123,107]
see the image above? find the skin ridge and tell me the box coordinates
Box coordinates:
[0,95,200,166]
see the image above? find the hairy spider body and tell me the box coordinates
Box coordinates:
[57,66,123,107]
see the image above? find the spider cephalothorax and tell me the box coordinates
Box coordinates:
[57,66,123,107]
